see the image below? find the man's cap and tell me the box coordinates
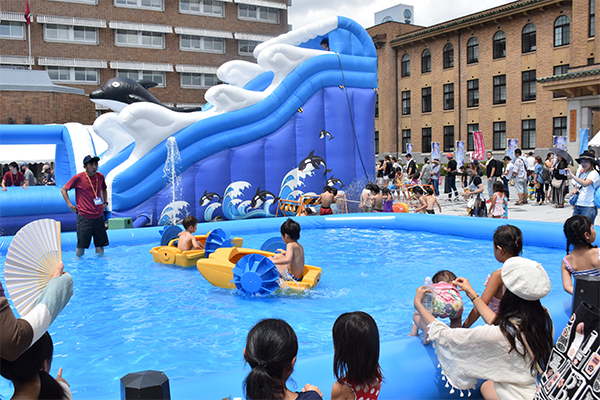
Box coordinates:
[83,155,100,165]
[21,162,28,167]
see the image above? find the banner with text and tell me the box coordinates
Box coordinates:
[553,136,567,150]
[473,131,485,161]
[580,128,590,155]
[456,141,465,168]
[507,139,519,161]
[431,142,440,161]
[406,143,413,155]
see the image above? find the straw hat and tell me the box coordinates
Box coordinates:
[501,257,551,301]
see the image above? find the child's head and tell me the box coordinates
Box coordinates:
[493,225,523,260]
[243,319,298,400]
[493,181,505,194]
[0,332,66,399]
[425,187,434,196]
[331,187,338,196]
[382,187,390,196]
[564,215,597,254]
[182,215,198,231]
[370,185,380,194]
[323,186,332,193]
[281,218,300,241]
[332,312,382,388]
[432,270,457,284]
[412,186,423,196]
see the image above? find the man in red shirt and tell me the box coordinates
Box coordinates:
[61,155,109,257]
[2,162,28,191]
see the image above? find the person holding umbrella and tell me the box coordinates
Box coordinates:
[550,148,572,208]
[568,151,600,223]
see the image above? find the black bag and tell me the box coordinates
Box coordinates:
[542,167,550,182]
[494,160,503,177]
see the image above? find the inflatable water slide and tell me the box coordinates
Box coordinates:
[0,17,376,235]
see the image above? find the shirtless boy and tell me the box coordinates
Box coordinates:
[270,218,305,281]
[424,187,442,214]
[318,186,336,215]
[370,185,384,212]
[412,186,427,213]
[177,216,204,251]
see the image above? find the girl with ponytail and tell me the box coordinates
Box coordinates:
[0,332,71,399]
[243,319,322,400]
[562,215,600,294]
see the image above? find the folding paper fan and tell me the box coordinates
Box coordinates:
[4,219,62,316]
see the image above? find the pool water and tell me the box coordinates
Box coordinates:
[0,228,566,398]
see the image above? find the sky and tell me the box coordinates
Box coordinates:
[288,0,513,30]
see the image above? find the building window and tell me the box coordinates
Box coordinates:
[180,35,224,53]
[443,126,454,152]
[443,83,454,110]
[116,30,164,48]
[239,40,259,56]
[238,4,279,23]
[591,0,596,37]
[493,122,506,150]
[493,75,506,105]
[1,64,27,70]
[553,65,569,98]
[467,79,479,108]
[401,90,411,115]
[467,37,479,64]
[522,23,536,53]
[116,69,165,86]
[493,30,506,59]
[402,129,411,153]
[522,119,536,149]
[181,73,221,88]
[45,25,98,44]
[554,15,570,47]
[422,87,432,113]
[179,0,224,17]
[0,21,25,39]
[47,66,99,84]
[115,0,163,10]
[375,94,379,118]
[522,70,536,101]
[443,43,454,68]
[467,124,479,151]
[401,54,410,77]
[422,128,432,153]
[375,131,379,154]
[421,49,431,73]
[554,117,567,136]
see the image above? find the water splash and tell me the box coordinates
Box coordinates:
[162,137,184,225]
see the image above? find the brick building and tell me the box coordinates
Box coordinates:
[368,0,599,160]
[0,0,289,123]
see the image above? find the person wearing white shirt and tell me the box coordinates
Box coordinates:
[526,152,535,172]
[512,149,529,205]
[501,156,513,202]
[568,151,600,223]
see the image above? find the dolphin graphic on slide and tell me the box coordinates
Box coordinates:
[299,150,329,176]
[326,175,344,188]
[250,188,279,208]
[199,190,223,206]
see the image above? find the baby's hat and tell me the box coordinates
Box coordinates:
[501,257,551,301]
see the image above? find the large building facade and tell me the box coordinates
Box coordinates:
[0,0,289,122]
[369,0,599,160]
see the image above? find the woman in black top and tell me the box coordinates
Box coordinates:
[551,155,568,208]
[465,162,486,217]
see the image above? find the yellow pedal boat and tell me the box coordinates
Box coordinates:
[150,234,243,267]
[196,247,321,292]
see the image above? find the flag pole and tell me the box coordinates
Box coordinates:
[28,23,32,70]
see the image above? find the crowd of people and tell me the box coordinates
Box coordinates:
[1,162,55,190]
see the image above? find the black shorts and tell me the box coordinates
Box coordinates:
[77,215,109,249]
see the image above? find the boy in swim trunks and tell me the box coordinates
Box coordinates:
[412,186,427,213]
[177,216,204,251]
[424,187,442,214]
[270,218,305,281]
[370,185,384,212]
[318,186,335,215]
[410,270,463,344]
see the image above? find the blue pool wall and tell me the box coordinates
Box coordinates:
[0,214,574,399]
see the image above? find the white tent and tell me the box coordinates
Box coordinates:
[587,129,600,148]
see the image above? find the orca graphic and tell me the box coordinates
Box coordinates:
[319,129,334,141]
[326,175,344,188]
[299,150,328,176]
[250,188,279,208]
[90,77,203,113]
[199,190,223,206]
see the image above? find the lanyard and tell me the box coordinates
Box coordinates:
[85,172,99,198]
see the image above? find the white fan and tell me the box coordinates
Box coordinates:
[4,219,62,316]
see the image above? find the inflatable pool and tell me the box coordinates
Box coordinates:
[0,214,574,399]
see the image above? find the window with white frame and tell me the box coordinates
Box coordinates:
[47,66,99,83]
[180,35,224,53]
[116,30,164,48]
[115,0,163,10]
[1,64,26,70]
[45,24,98,44]
[181,72,221,88]
[0,21,25,39]
[48,0,96,3]
[238,4,279,23]
[180,0,224,16]
[238,40,259,55]
[116,69,165,86]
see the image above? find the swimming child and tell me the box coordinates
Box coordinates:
[360,183,374,213]
[243,318,323,400]
[411,186,427,213]
[370,185,384,212]
[410,270,463,345]
[270,218,305,281]
[424,187,441,214]
[331,312,383,400]
[382,187,394,213]
[177,216,204,251]
[0,332,71,399]
[561,215,600,294]
[489,181,508,219]
[318,186,336,215]
[461,224,522,328]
